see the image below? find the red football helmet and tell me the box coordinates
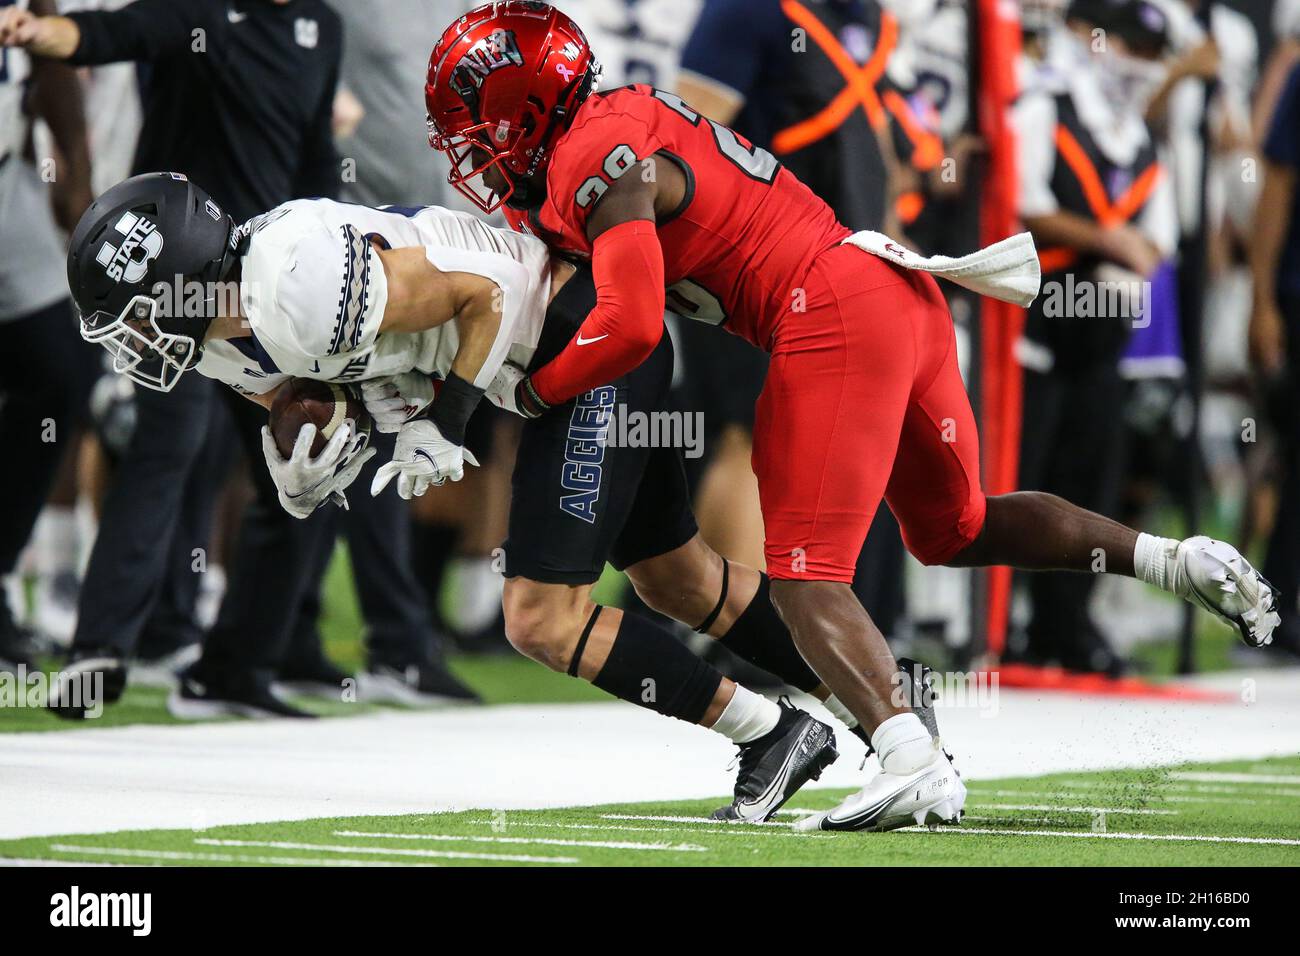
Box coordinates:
[426,2,601,213]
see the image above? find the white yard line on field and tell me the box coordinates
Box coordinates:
[1057,779,1300,798]
[48,844,430,866]
[1169,772,1300,785]
[464,818,824,838]
[786,802,1176,816]
[964,816,1086,825]
[972,804,1178,815]
[599,813,791,827]
[914,828,1300,846]
[332,830,707,852]
[195,838,577,864]
[962,788,1257,806]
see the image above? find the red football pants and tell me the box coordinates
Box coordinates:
[754,244,987,582]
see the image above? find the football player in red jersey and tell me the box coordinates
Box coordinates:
[424,1,1279,831]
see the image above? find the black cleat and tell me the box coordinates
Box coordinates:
[0,621,40,673]
[711,698,838,823]
[48,650,128,719]
[357,658,481,707]
[168,665,315,720]
[276,656,352,701]
[895,657,941,742]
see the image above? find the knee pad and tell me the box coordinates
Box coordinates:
[717,573,821,692]
[589,611,722,724]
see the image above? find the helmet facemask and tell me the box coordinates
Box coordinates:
[79,293,206,393]
[429,117,530,213]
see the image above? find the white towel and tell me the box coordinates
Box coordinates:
[840,230,1041,308]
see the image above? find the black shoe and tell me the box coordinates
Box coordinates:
[0,617,40,672]
[48,649,128,719]
[711,697,838,823]
[358,658,481,707]
[129,642,202,688]
[0,635,35,673]
[276,656,352,701]
[168,665,315,720]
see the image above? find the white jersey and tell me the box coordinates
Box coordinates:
[197,199,553,396]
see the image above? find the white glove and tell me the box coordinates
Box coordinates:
[359,373,436,434]
[369,418,480,500]
[261,421,376,519]
[483,362,531,417]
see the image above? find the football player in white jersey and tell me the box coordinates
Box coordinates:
[68,174,563,509]
[67,172,865,824]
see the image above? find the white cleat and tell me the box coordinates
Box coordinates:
[1170,536,1280,648]
[795,745,966,833]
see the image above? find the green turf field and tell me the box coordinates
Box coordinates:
[2,755,1297,866]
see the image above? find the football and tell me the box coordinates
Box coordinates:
[269,378,368,458]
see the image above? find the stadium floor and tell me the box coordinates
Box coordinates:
[1,667,1297,865]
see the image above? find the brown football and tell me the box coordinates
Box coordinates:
[269,378,368,458]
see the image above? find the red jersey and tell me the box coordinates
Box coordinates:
[502,85,852,350]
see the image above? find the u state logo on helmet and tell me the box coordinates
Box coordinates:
[425,1,601,213]
[95,211,165,284]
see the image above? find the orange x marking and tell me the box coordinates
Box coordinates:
[1038,124,1163,273]
[772,1,897,156]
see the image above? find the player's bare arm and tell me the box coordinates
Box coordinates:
[374,245,505,389]
[374,246,472,334]
[365,246,522,499]
[23,0,92,232]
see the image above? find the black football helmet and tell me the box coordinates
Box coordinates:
[67,172,241,392]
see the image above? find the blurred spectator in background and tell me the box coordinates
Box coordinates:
[294,0,484,702]
[331,0,469,208]
[327,0,517,661]
[1249,59,1300,659]
[675,0,909,639]
[0,0,94,672]
[60,0,139,192]
[1012,0,1178,673]
[1254,0,1300,141]
[1145,0,1256,255]
[15,0,140,649]
[558,0,700,91]
[0,0,348,717]
[881,0,980,252]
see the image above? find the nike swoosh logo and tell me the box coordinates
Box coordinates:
[228,9,247,23]
[576,333,608,346]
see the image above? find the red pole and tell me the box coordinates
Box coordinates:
[976,0,1024,658]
